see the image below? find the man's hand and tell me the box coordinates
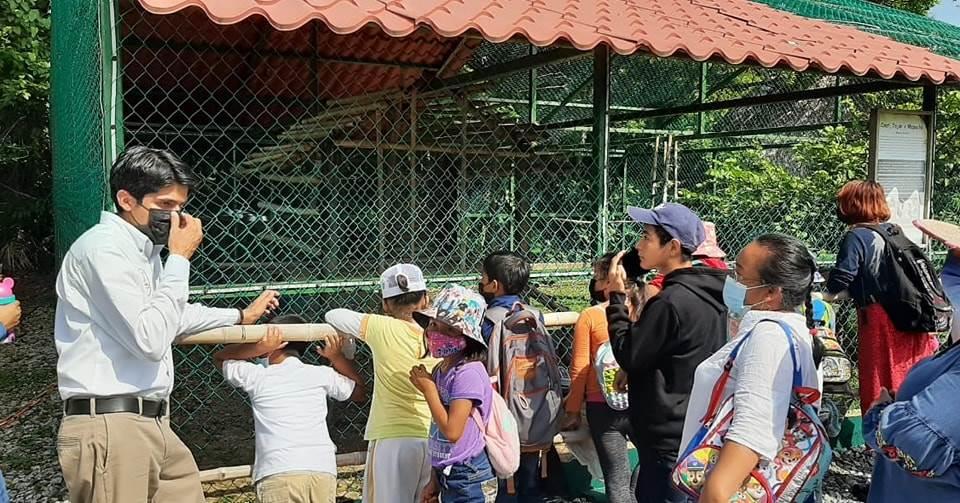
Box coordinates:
[409,364,436,396]
[317,334,346,362]
[0,301,21,331]
[606,250,628,295]
[255,326,286,354]
[613,369,629,393]
[241,290,280,325]
[868,387,895,412]
[421,475,439,503]
[560,411,581,431]
[168,212,203,259]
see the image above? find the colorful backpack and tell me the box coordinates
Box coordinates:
[811,299,852,387]
[0,278,15,344]
[472,382,521,478]
[672,320,832,502]
[594,342,628,411]
[485,305,563,451]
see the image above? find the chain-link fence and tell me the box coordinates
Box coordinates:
[47,2,960,500]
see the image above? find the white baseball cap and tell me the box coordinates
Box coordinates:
[380,263,427,299]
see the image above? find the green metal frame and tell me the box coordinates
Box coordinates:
[427,47,587,92]
[544,80,923,130]
[99,0,125,210]
[592,45,611,256]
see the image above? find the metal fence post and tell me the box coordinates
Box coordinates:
[923,85,938,221]
[592,45,611,256]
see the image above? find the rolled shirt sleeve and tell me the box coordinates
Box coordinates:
[725,324,796,461]
[319,366,357,402]
[864,366,960,479]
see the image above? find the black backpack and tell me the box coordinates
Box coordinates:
[859,223,952,333]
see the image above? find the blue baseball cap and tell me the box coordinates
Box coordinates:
[627,203,706,252]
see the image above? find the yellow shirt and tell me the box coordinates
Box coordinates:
[360,314,440,440]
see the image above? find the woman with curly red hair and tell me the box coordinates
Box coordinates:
[824,181,939,416]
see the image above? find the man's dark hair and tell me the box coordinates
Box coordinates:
[110,146,198,209]
[754,233,819,331]
[651,225,693,262]
[385,290,427,308]
[482,251,530,295]
[272,314,309,357]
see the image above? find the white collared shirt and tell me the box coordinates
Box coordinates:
[55,211,240,400]
[222,357,356,481]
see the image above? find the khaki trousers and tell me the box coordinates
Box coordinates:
[256,472,337,503]
[57,412,204,503]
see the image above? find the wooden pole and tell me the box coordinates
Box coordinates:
[176,312,580,345]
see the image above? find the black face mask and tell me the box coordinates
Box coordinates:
[588,278,606,305]
[139,209,175,245]
[478,281,495,303]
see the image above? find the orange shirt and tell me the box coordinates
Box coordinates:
[565,304,609,413]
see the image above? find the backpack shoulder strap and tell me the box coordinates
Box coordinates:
[484,306,511,323]
[484,306,510,389]
[701,319,804,424]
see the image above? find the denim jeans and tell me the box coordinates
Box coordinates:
[635,447,687,503]
[0,469,9,503]
[495,452,543,502]
[586,402,637,503]
[438,451,498,503]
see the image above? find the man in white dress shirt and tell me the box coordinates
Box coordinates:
[54,146,279,503]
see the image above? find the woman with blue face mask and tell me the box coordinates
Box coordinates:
[677,234,826,503]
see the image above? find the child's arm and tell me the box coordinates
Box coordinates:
[317,335,367,402]
[213,326,286,370]
[409,364,474,443]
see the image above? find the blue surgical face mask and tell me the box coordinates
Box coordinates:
[723,276,768,320]
[255,357,269,368]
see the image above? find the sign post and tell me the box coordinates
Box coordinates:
[868,109,934,245]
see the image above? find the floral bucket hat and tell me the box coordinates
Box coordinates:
[413,283,487,347]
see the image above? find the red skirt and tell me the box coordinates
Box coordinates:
[856,303,939,413]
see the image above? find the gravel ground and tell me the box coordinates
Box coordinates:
[0,273,69,503]
[0,273,874,502]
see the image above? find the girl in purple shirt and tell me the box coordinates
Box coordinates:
[409,284,496,503]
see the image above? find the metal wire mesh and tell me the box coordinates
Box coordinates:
[46,3,960,500]
[50,0,112,257]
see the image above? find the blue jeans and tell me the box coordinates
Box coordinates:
[438,451,497,503]
[496,452,543,502]
[0,469,9,503]
[635,447,686,503]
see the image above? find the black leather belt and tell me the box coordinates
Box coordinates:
[64,397,168,418]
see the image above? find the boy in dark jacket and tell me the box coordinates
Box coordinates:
[606,203,727,503]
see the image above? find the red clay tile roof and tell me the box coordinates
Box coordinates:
[137,0,960,84]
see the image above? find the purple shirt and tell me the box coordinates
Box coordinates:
[429,361,492,468]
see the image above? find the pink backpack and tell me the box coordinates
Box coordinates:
[472,383,521,478]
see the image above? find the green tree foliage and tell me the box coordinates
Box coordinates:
[680,127,866,258]
[870,0,938,15]
[0,0,51,272]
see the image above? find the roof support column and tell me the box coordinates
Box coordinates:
[592,45,611,256]
[528,45,538,124]
[923,84,938,221]
[697,62,707,134]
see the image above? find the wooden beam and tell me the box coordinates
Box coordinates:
[176,312,580,345]
[426,48,587,92]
